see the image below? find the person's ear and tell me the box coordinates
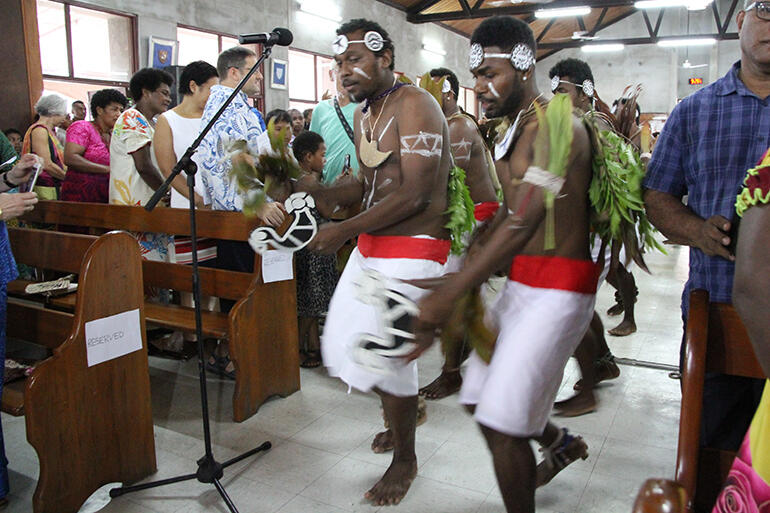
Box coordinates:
[378,49,393,71]
[737,9,746,31]
[189,80,198,94]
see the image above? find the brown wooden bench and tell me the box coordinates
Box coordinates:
[4,230,156,513]
[15,200,300,422]
[674,289,766,512]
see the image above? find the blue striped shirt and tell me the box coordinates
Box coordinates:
[644,62,770,312]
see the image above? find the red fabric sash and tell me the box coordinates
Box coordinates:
[357,233,451,264]
[509,255,599,294]
[474,201,500,222]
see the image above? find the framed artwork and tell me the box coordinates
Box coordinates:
[149,36,178,69]
[270,58,288,90]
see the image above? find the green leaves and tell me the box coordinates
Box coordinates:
[445,164,476,255]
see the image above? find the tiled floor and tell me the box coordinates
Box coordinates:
[2,245,690,513]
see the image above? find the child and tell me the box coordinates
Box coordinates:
[292,131,338,368]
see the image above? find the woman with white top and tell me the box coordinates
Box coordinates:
[154,60,219,266]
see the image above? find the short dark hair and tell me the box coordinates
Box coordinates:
[470,16,536,56]
[429,67,459,98]
[337,18,395,70]
[265,109,292,125]
[3,128,21,138]
[548,58,594,86]
[292,131,324,162]
[72,100,85,108]
[90,88,128,117]
[129,68,174,101]
[179,60,218,96]
[216,46,257,79]
[303,108,313,118]
[287,108,303,118]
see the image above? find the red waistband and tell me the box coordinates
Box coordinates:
[509,255,599,294]
[474,201,500,222]
[357,233,451,264]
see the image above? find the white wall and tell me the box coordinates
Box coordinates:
[72,0,474,112]
[535,0,742,114]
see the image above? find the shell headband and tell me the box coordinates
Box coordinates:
[333,31,387,55]
[469,42,536,71]
[551,75,595,97]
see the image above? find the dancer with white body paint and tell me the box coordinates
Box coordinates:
[289,18,453,507]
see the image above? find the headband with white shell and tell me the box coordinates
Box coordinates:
[551,76,595,97]
[469,42,535,72]
[333,31,387,55]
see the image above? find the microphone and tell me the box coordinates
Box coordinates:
[238,28,293,46]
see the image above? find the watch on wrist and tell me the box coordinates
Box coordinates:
[2,172,16,189]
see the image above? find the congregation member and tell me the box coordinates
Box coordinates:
[309,69,359,183]
[287,108,305,138]
[0,134,16,170]
[62,89,127,203]
[644,0,770,452]
[302,18,453,505]
[291,130,337,369]
[109,67,174,261]
[0,153,42,510]
[21,94,68,199]
[418,66,499,401]
[198,46,285,378]
[2,130,21,157]
[411,16,595,511]
[71,100,86,122]
[265,108,293,137]
[302,107,313,129]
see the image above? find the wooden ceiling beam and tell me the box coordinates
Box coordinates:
[407,0,635,23]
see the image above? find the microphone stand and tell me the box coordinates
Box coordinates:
[109,44,275,513]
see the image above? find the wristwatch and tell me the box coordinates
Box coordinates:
[2,172,15,189]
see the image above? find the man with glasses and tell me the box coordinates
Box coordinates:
[198,46,286,379]
[644,0,770,451]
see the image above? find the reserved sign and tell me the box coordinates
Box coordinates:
[84,309,143,367]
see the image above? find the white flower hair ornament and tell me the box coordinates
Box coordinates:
[469,42,535,72]
[333,31,387,55]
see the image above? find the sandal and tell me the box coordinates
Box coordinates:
[206,355,236,380]
[300,350,322,368]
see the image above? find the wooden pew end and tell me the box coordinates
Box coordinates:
[633,479,688,513]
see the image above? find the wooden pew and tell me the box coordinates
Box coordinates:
[4,230,156,513]
[675,289,767,512]
[17,200,300,422]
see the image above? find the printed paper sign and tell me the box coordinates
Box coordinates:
[261,250,294,283]
[85,308,143,367]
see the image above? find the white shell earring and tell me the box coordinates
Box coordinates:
[522,76,528,81]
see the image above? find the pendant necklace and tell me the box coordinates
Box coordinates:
[359,78,405,168]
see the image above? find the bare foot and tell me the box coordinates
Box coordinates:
[608,319,637,337]
[554,392,597,417]
[606,302,624,317]
[364,459,418,506]
[574,355,620,391]
[371,430,394,453]
[419,370,462,400]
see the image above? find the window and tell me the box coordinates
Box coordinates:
[458,86,478,118]
[288,49,335,111]
[38,0,136,84]
[177,26,264,111]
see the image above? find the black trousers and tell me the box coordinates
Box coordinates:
[216,240,255,314]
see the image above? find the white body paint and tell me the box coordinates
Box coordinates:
[521,166,566,195]
[400,131,443,158]
[353,67,371,80]
[451,138,472,162]
[378,117,395,141]
[488,82,501,99]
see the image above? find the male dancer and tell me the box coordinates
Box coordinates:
[304,18,452,506]
[547,58,622,416]
[419,67,500,400]
[410,17,595,511]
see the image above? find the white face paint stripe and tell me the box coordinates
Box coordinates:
[488,83,501,99]
[353,67,371,80]
[400,132,443,158]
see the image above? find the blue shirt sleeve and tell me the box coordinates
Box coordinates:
[644,103,688,199]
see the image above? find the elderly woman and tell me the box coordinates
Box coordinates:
[62,89,128,203]
[0,154,40,508]
[21,95,68,199]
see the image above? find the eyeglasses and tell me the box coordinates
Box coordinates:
[746,2,770,20]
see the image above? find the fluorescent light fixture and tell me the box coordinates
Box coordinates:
[421,43,446,56]
[658,37,716,47]
[635,0,712,8]
[534,6,591,18]
[298,0,342,23]
[581,43,625,52]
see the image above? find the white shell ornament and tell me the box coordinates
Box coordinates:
[469,43,484,70]
[510,43,535,71]
[248,192,318,254]
[332,35,349,55]
[364,31,385,52]
[582,79,595,97]
[441,79,451,94]
[551,75,561,92]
